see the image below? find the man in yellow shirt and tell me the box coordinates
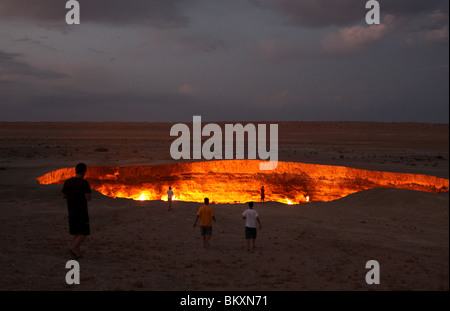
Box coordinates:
[193,198,216,248]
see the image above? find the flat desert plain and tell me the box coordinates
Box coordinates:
[0,122,448,291]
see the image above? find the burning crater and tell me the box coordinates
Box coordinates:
[36,160,449,205]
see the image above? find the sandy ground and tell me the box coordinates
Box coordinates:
[0,122,448,291]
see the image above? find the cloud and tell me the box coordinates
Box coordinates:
[0,87,205,122]
[0,50,68,79]
[415,26,448,44]
[251,0,447,28]
[178,84,194,94]
[406,10,449,46]
[322,15,396,56]
[13,37,62,52]
[176,35,227,54]
[255,36,307,64]
[142,29,227,55]
[426,10,449,29]
[254,15,396,62]
[0,0,188,28]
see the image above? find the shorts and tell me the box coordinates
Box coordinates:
[200,226,212,236]
[245,227,257,239]
[69,216,90,236]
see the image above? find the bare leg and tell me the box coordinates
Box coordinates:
[204,235,211,248]
[246,239,250,251]
[202,235,207,248]
[76,235,86,254]
[70,235,86,258]
[70,236,78,256]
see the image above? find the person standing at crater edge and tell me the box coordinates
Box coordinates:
[261,186,265,203]
[62,163,92,259]
[167,187,174,211]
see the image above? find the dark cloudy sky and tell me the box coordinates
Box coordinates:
[0,0,448,122]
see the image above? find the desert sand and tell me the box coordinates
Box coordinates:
[0,122,448,291]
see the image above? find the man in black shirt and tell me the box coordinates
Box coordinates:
[62,163,92,259]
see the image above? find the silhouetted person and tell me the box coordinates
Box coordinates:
[167,187,174,211]
[62,163,91,259]
[193,198,216,248]
[261,186,265,203]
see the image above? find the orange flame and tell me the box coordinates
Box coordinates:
[36,160,449,205]
[161,192,177,202]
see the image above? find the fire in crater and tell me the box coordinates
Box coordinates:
[36,160,449,205]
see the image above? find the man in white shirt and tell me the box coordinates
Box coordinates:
[167,187,174,211]
[242,202,262,251]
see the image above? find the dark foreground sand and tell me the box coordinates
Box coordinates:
[0,122,448,290]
